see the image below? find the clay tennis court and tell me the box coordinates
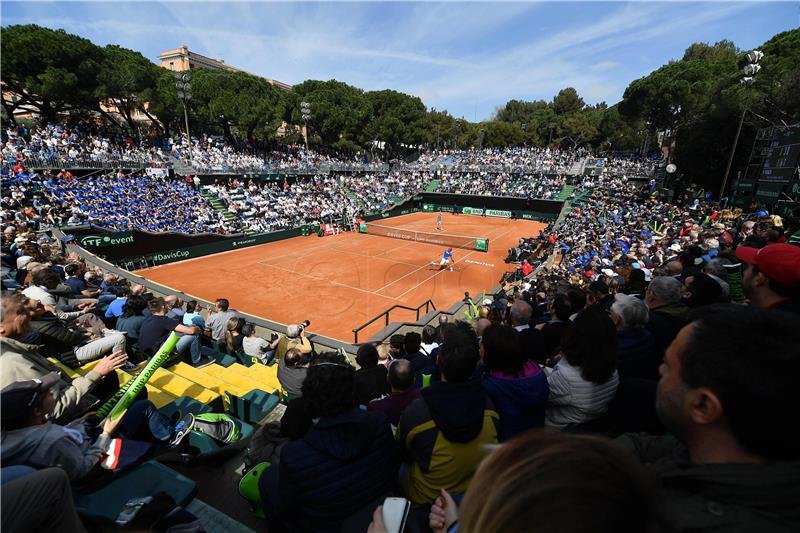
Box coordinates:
[135,212,546,342]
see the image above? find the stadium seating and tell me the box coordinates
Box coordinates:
[74,461,197,522]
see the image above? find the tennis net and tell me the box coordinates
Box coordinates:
[358,222,489,252]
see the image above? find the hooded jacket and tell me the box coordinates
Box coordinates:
[482,362,548,440]
[397,379,498,504]
[1,420,110,481]
[262,408,399,533]
[617,434,800,532]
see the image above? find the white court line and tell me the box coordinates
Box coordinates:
[256,261,399,301]
[393,224,515,300]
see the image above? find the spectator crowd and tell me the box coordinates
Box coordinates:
[2,119,799,532]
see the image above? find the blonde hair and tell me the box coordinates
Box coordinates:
[460,431,655,533]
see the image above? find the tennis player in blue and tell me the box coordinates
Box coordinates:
[439,247,454,271]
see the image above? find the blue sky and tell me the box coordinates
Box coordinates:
[3,1,797,120]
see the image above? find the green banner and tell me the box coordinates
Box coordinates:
[78,231,135,249]
[462,207,484,215]
[475,239,489,252]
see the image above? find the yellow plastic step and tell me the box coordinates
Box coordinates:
[170,362,250,398]
[117,373,178,409]
[201,364,269,393]
[226,363,281,392]
[147,368,221,407]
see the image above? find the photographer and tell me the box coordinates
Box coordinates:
[274,321,312,361]
[277,347,313,398]
[242,323,280,365]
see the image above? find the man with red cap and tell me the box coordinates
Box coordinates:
[735,243,800,314]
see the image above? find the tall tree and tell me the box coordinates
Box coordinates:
[364,89,427,156]
[553,87,585,116]
[288,80,371,150]
[94,45,161,135]
[1,24,103,124]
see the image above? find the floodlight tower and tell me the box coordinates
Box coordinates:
[300,101,312,151]
[175,72,193,168]
[720,50,764,199]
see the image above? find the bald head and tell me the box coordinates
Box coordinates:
[388,358,414,391]
[130,284,145,296]
[509,299,532,327]
[666,261,683,276]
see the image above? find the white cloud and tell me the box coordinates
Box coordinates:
[1,1,773,119]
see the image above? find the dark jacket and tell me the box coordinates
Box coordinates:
[353,365,388,406]
[262,408,399,533]
[482,365,549,440]
[646,302,689,355]
[617,434,800,532]
[30,313,87,361]
[404,350,437,388]
[540,320,569,358]
[616,327,660,381]
[517,326,547,364]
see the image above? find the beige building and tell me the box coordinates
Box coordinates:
[157,45,291,90]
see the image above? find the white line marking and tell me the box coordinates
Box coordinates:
[464,259,495,267]
[256,261,399,301]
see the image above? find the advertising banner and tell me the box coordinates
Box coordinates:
[78,232,135,249]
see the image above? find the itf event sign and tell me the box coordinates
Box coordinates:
[78,232,135,249]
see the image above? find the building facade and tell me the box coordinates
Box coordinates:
[157,46,291,90]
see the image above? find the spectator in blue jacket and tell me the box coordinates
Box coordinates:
[480,324,548,440]
[260,351,399,533]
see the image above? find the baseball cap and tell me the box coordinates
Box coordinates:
[1,372,60,424]
[735,244,800,288]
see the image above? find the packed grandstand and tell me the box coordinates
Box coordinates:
[3,120,799,532]
[3,16,800,533]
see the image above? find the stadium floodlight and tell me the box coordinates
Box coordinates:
[743,64,761,76]
[746,50,764,63]
[300,101,312,150]
[720,49,764,198]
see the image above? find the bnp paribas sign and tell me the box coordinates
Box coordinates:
[78,232,135,248]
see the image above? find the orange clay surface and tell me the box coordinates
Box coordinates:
[135,212,546,343]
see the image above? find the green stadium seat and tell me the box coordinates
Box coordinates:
[74,461,197,522]
[227,390,280,424]
[201,346,237,367]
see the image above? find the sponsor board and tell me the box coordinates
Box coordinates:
[232,238,257,247]
[79,232,135,248]
[485,209,512,218]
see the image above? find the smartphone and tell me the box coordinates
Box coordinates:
[382,497,410,533]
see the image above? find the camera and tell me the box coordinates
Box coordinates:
[270,332,279,342]
[299,320,311,331]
